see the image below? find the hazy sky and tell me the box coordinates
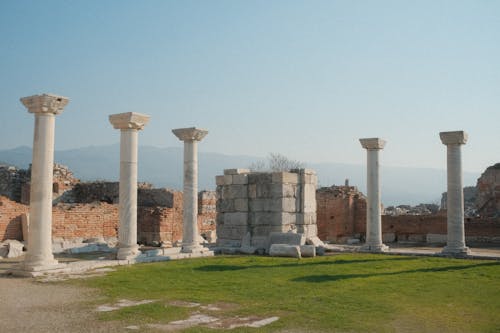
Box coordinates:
[0,0,498,173]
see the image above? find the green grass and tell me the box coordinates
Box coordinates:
[77,254,500,332]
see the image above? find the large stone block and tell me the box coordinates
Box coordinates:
[300,245,316,257]
[272,172,299,184]
[250,212,296,226]
[232,174,248,185]
[224,212,248,226]
[268,232,305,246]
[248,173,272,184]
[256,183,273,198]
[266,198,297,212]
[249,199,266,211]
[217,238,242,247]
[217,225,248,240]
[269,244,301,258]
[216,175,232,186]
[248,184,257,198]
[222,185,248,199]
[224,169,250,175]
[382,232,396,243]
[302,184,317,213]
[217,199,235,212]
[234,198,249,211]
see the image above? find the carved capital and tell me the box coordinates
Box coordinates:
[440,131,468,145]
[20,93,69,115]
[360,138,386,150]
[109,112,150,130]
[172,127,208,142]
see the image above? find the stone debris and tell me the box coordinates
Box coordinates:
[207,316,280,329]
[96,299,155,312]
[0,240,25,259]
[125,326,140,330]
[168,300,201,308]
[147,314,218,331]
[269,244,301,258]
[299,245,316,257]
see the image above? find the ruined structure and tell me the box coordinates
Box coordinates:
[109,112,150,260]
[316,185,366,243]
[215,168,317,251]
[172,127,210,254]
[360,137,388,252]
[476,163,500,218]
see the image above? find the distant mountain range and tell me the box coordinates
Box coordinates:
[0,145,481,206]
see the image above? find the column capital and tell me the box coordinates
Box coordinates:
[20,93,69,115]
[172,127,208,142]
[109,112,150,130]
[440,131,468,145]
[359,138,386,150]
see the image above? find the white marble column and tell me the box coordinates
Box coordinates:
[109,112,150,260]
[20,93,69,272]
[359,138,389,252]
[172,127,208,253]
[440,131,470,256]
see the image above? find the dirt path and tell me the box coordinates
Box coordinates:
[0,259,122,333]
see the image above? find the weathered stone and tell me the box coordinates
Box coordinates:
[426,233,447,244]
[224,212,248,226]
[269,244,301,258]
[305,236,325,247]
[268,232,305,247]
[382,232,396,243]
[224,169,250,175]
[240,232,256,254]
[223,185,248,199]
[300,245,316,257]
[272,172,299,184]
[5,240,25,258]
[234,198,249,211]
[232,174,248,185]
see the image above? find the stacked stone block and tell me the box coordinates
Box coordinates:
[216,168,318,250]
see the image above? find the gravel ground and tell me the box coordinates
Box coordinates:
[0,258,123,333]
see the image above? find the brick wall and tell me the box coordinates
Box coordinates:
[0,196,28,241]
[52,203,118,240]
[316,186,366,242]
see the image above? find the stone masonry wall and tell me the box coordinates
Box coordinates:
[216,168,317,249]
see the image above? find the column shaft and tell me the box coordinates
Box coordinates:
[366,149,383,248]
[24,113,58,267]
[117,129,139,259]
[444,144,467,252]
[182,140,200,251]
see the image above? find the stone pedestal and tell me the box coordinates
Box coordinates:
[109,112,150,260]
[359,138,388,252]
[172,127,208,253]
[440,131,470,256]
[17,94,69,274]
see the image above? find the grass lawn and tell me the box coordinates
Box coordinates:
[77,254,500,332]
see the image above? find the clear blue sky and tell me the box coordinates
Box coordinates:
[0,0,498,173]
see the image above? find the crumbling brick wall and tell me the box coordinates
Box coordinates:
[316,185,366,242]
[0,196,29,241]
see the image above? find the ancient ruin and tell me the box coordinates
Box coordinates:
[109,112,150,260]
[476,163,500,218]
[440,131,470,255]
[172,127,211,254]
[15,94,69,275]
[215,168,319,254]
[359,138,388,252]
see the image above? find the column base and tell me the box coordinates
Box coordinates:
[440,245,471,257]
[116,245,140,260]
[181,243,209,254]
[360,243,389,253]
[9,259,67,277]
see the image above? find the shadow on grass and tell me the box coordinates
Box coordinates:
[195,256,420,272]
[291,261,500,283]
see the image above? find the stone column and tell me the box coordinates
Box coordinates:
[20,93,69,272]
[440,131,470,256]
[109,112,150,260]
[359,138,388,252]
[172,127,208,253]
